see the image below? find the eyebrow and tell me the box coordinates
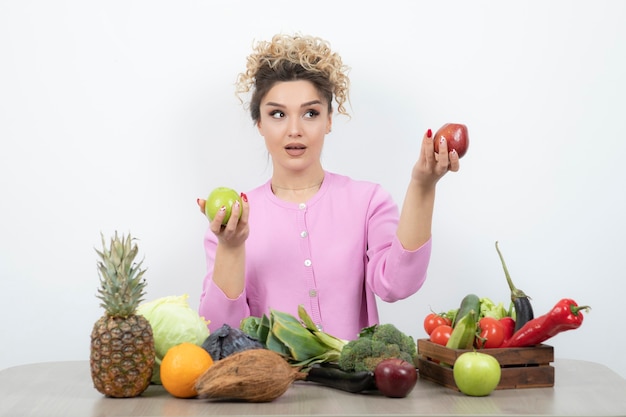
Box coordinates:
[263,100,324,108]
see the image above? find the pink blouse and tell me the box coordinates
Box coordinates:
[198,171,431,341]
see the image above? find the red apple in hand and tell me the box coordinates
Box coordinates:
[374,358,418,398]
[433,123,469,158]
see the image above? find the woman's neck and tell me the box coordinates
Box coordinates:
[270,171,325,202]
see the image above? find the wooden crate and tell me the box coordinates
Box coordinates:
[416,339,554,390]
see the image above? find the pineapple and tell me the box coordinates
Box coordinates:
[90,232,155,398]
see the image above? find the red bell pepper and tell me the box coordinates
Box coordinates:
[502,298,590,348]
[499,317,515,343]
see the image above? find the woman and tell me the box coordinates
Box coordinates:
[197,34,460,340]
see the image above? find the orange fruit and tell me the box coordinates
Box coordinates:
[160,342,214,398]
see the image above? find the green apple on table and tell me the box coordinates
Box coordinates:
[453,351,501,396]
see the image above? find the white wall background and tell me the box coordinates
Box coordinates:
[2,1,625,379]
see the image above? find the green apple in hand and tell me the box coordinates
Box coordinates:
[453,352,501,396]
[205,187,242,225]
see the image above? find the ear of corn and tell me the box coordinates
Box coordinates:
[272,315,328,361]
[297,305,319,331]
[265,329,292,357]
[240,305,347,369]
[297,305,347,352]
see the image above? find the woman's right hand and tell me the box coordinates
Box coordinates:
[197,193,250,249]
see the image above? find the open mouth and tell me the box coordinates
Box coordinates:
[285,143,307,156]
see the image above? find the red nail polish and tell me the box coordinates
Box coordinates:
[240,192,248,202]
[196,198,200,205]
[427,129,432,138]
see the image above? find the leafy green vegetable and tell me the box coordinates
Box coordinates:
[446,308,458,325]
[479,297,508,320]
[137,294,209,384]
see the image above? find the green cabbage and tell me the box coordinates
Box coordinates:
[137,294,210,384]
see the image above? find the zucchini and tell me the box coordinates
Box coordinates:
[304,363,376,393]
[452,293,481,328]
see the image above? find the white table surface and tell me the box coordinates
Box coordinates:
[1,358,625,417]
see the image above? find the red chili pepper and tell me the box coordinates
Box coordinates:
[502,298,591,348]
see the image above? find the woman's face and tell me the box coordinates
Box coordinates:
[257,80,332,175]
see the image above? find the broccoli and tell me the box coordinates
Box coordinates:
[337,323,416,372]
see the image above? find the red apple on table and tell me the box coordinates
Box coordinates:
[433,123,469,158]
[374,358,418,398]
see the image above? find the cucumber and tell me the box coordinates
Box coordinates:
[446,309,477,349]
[452,293,481,328]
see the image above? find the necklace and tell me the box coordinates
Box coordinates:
[271,178,324,191]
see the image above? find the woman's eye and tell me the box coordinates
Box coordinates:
[304,109,320,118]
[270,110,284,119]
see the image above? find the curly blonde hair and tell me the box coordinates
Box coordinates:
[235,34,350,121]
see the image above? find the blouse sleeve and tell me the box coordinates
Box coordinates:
[364,185,432,302]
[198,227,251,332]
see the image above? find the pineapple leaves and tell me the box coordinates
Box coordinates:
[95,231,147,317]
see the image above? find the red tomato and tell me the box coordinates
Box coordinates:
[476,317,505,348]
[423,313,452,335]
[430,324,453,346]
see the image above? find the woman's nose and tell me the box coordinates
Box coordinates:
[287,117,302,137]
